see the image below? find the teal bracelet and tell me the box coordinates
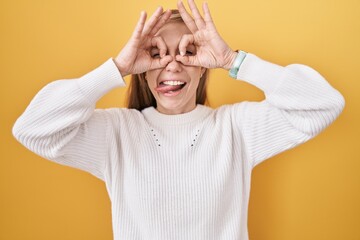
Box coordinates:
[229,50,247,79]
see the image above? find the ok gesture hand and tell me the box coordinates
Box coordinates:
[114,7,173,77]
[175,0,237,70]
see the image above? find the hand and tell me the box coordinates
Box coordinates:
[114,7,173,77]
[175,0,238,70]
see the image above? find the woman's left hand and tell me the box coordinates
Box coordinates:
[176,0,238,70]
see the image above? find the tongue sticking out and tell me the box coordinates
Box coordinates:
[155,84,184,93]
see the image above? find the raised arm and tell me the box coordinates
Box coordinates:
[12,7,174,180]
[12,59,124,180]
[175,0,345,167]
[232,54,345,167]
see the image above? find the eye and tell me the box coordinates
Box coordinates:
[185,45,196,55]
[150,48,161,58]
[152,53,160,58]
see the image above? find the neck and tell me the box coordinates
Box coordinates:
[156,104,196,115]
[141,104,212,126]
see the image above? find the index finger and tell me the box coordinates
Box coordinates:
[151,36,168,58]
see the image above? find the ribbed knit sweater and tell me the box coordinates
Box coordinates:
[13,53,345,240]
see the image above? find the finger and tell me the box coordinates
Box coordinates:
[150,55,173,69]
[177,0,198,33]
[151,36,167,58]
[187,0,206,29]
[175,54,198,66]
[142,6,164,37]
[202,2,217,30]
[130,11,147,41]
[178,34,194,56]
[149,9,172,36]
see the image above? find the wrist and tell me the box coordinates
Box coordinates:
[228,50,247,78]
[112,57,129,77]
[223,51,239,70]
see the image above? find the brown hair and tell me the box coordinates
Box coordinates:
[127,9,210,111]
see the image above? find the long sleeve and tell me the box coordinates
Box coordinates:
[12,58,125,181]
[232,53,345,168]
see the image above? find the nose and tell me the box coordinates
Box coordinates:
[165,57,182,73]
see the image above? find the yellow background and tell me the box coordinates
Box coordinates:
[1,0,359,239]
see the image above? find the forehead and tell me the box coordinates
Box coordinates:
[155,22,191,46]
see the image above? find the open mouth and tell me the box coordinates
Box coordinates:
[155,80,187,95]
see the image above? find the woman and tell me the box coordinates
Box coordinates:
[13,0,345,239]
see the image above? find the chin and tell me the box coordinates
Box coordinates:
[156,98,195,115]
[158,102,185,114]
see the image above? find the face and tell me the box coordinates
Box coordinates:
[145,22,205,115]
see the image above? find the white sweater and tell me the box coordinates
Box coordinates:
[13,53,345,240]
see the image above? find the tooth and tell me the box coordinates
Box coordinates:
[162,80,185,85]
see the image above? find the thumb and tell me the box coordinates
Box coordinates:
[149,55,173,70]
[175,55,198,66]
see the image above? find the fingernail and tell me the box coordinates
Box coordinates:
[180,51,185,56]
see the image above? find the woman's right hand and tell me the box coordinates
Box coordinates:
[113,7,173,77]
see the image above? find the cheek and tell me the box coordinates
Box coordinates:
[146,71,160,87]
[189,78,201,92]
[187,69,202,88]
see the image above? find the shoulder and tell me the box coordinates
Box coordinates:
[93,107,146,126]
[210,101,268,125]
[211,102,248,118]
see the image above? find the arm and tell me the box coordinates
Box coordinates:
[175,0,344,168]
[13,7,174,180]
[12,59,125,180]
[232,53,345,167]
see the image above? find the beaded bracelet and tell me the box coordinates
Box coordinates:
[229,50,247,79]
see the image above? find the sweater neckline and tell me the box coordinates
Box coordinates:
[141,104,212,126]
